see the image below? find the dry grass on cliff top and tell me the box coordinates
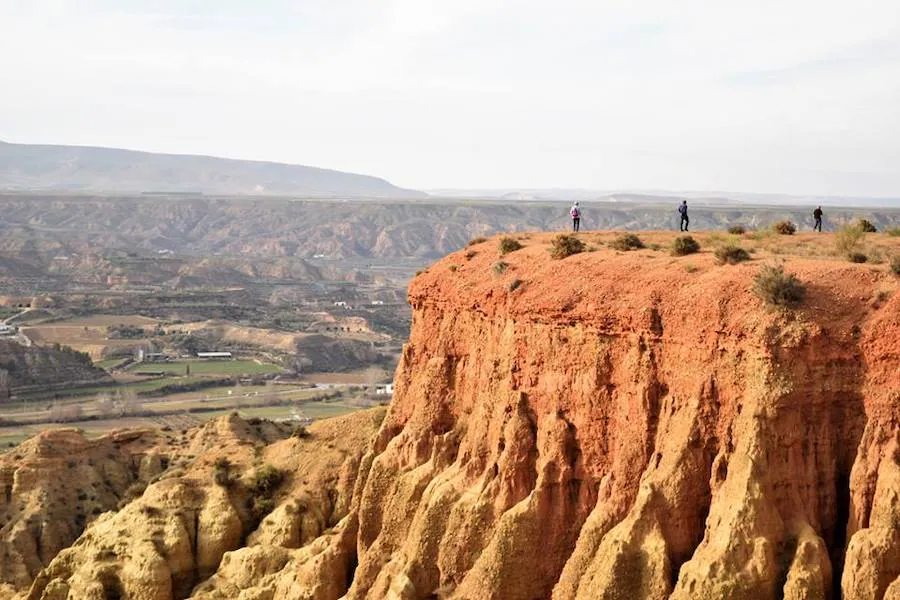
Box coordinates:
[424,231,900,328]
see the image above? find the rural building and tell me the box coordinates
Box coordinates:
[197,351,233,359]
[375,383,394,396]
[0,324,15,336]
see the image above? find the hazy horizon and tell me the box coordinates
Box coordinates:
[2,2,900,198]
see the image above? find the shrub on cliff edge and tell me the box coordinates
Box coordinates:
[610,233,645,251]
[752,264,806,307]
[857,218,877,233]
[835,223,866,256]
[772,220,796,235]
[549,234,585,259]
[714,245,751,265]
[499,237,523,255]
[671,236,700,256]
[727,225,746,235]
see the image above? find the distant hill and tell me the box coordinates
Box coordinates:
[0,140,425,198]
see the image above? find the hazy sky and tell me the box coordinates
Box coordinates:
[2,1,900,196]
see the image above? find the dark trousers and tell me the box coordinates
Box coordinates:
[572,218,580,232]
[680,215,689,231]
[814,217,822,232]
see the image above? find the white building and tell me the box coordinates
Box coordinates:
[197,351,233,359]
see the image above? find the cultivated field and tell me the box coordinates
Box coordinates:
[130,359,284,376]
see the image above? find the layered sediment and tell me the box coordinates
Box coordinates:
[17,233,900,599]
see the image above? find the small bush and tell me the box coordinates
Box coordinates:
[727,225,746,235]
[671,236,700,256]
[507,278,522,292]
[714,245,751,265]
[885,227,900,237]
[249,464,284,496]
[835,223,866,256]
[291,425,311,439]
[857,219,877,233]
[848,252,868,264]
[498,237,523,255]
[464,250,477,260]
[772,220,796,235]
[549,234,585,259]
[213,457,236,487]
[448,265,459,272]
[467,236,488,246]
[492,261,509,275]
[609,233,645,251]
[890,255,900,276]
[752,264,806,307]
[250,497,276,521]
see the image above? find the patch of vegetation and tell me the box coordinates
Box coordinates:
[609,233,645,251]
[670,236,700,256]
[448,265,459,272]
[772,220,796,235]
[848,252,868,264]
[492,261,509,275]
[857,218,877,233]
[891,255,900,276]
[727,225,746,235]
[213,456,236,487]
[498,237,523,255]
[835,223,866,256]
[291,425,311,439]
[464,250,477,260]
[684,263,698,273]
[467,236,488,246]
[247,463,285,522]
[549,234,585,259]
[507,278,522,292]
[885,227,900,237]
[714,245,751,265]
[752,264,806,307]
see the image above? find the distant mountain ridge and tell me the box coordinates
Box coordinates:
[0,140,425,198]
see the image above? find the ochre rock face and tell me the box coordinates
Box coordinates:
[340,235,899,599]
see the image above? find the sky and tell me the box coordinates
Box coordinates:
[2,0,900,197]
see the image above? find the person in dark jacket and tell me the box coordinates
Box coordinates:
[813,206,823,232]
[678,200,689,231]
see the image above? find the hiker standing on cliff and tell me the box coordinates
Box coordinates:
[813,206,823,232]
[678,200,689,232]
[570,202,582,232]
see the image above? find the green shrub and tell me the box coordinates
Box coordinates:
[549,234,585,259]
[848,252,868,264]
[891,255,900,276]
[835,223,866,256]
[609,233,645,251]
[250,497,275,521]
[291,425,310,439]
[772,220,796,235]
[671,236,700,256]
[448,265,459,272]
[213,457,236,487]
[857,218,877,233]
[498,237,523,255]
[752,264,806,307]
[727,225,746,235]
[467,236,488,246]
[492,261,509,275]
[249,464,284,496]
[714,245,751,265]
[507,278,522,292]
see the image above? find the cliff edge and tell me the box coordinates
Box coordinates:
[20,231,900,599]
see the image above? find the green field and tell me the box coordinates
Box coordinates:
[132,360,283,376]
[95,357,130,370]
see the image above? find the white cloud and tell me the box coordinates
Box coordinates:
[1,0,899,196]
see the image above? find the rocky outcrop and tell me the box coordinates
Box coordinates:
[301,234,896,599]
[21,409,383,600]
[0,428,168,593]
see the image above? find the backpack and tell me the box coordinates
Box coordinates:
[570,206,580,218]
[678,204,686,215]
